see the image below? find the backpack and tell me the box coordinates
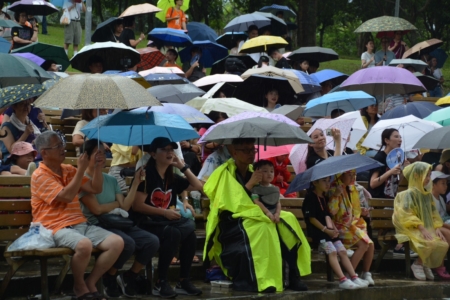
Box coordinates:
[225,57,247,74]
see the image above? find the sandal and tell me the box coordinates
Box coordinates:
[71,293,94,300]
[171,257,180,265]
[90,291,109,300]
[435,266,450,280]
[192,255,200,263]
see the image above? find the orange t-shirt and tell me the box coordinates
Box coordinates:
[164,61,182,70]
[31,163,89,234]
[166,7,186,30]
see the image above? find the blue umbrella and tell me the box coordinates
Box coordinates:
[286,154,383,194]
[304,91,376,117]
[148,28,192,47]
[311,69,348,85]
[186,22,218,42]
[179,41,228,68]
[259,4,296,19]
[133,103,213,124]
[290,70,321,95]
[380,101,441,120]
[80,111,199,146]
[143,73,189,86]
[216,32,247,49]
[0,37,10,54]
[49,0,65,7]
[429,48,447,69]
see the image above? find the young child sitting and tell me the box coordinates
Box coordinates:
[431,171,450,224]
[303,176,368,289]
[268,155,297,198]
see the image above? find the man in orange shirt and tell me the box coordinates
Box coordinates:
[166,0,187,31]
[31,131,124,300]
[164,49,182,70]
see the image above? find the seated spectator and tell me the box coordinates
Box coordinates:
[197,145,232,182]
[182,47,206,82]
[383,94,409,113]
[431,171,450,224]
[267,155,296,197]
[198,111,228,162]
[31,131,124,299]
[267,47,291,69]
[120,16,145,49]
[422,149,443,170]
[11,10,37,50]
[179,139,201,176]
[72,109,109,157]
[305,128,342,169]
[263,88,281,112]
[164,49,182,70]
[165,0,187,31]
[430,56,444,97]
[108,144,141,195]
[3,97,49,131]
[79,139,159,297]
[0,141,36,175]
[88,55,104,74]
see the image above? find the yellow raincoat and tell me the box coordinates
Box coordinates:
[203,158,311,292]
[392,162,449,268]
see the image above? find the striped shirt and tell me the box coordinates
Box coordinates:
[31,163,88,234]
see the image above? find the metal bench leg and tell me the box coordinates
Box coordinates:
[145,263,153,294]
[54,255,71,294]
[404,243,411,278]
[40,257,50,300]
[0,258,28,300]
[325,255,334,282]
[373,241,391,272]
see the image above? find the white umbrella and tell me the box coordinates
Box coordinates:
[193,74,243,88]
[199,98,268,117]
[336,111,368,150]
[362,115,442,151]
[388,59,428,73]
[271,105,305,121]
[139,67,185,76]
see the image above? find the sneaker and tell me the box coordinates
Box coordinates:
[423,266,434,280]
[352,276,369,288]
[116,273,138,297]
[339,279,359,289]
[288,275,308,291]
[175,278,202,296]
[393,247,419,258]
[153,280,177,298]
[346,249,354,258]
[411,263,426,281]
[103,274,122,298]
[360,272,375,286]
[26,162,36,176]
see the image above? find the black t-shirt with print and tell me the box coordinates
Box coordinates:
[305,147,354,169]
[302,192,332,242]
[368,151,398,198]
[11,26,33,49]
[119,28,136,48]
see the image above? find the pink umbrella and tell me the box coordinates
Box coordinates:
[139,66,185,77]
[259,144,294,160]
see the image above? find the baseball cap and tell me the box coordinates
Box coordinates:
[11,142,37,157]
[431,171,450,182]
[439,149,450,164]
[148,137,178,152]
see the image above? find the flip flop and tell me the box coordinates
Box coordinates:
[90,291,109,300]
[192,255,200,263]
[71,292,94,300]
[171,257,180,265]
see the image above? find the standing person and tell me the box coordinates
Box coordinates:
[375,37,395,66]
[11,11,38,50]
[165,0,187,31]
[120,16,145,49]
[388,31,409,59]
[361,40,376,69]
[182,47,206,82]
[267,47,291,69]
[111,20,123,43]
[238,25,263,64]
[430,56,444,97]
[41,15,47,35]
[62,0,85,56]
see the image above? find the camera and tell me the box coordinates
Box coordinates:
[56,64,62,71]
[120,58,132,69]
[326,129,332,136]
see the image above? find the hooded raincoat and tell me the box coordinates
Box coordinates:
[392,162,449,268]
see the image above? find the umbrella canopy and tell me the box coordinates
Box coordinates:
[71,42,141,73]
[271,105,304,121]
[414,72,439,90]
[388,58,428,73]
[286,154,383,193]
[0,53,52,88]
[413,126,450,149]
[186,22,217,42]
[0,37,10,54]
[311,69,348,85]
[11,42,70,71]
[91,17,123,43]
[156,0,189,22]
[254,12,287,36]
[224,12,271,32]
[241,66,303,93]
[304,91,376,117]
[133,103,213,124]
[361,115,441,151]
[135,47,166,71]
[119,3,161,18]
[147,84,204,104]
[210,55,255,75]
[8,0,58,16]
[0,83,45,109]
[288,47,339,63]
[336,111,368,150]
[179,41,228,68]
[239,35,288,54]
[216,32,247,49]
[308,118,355,151]
[0,19,21,28]
[354,16,417,33]
[34,74,161,109]
[143,73,188,86]
[103,70,151,89]
[148,28,192,47]
[81,111,198,146]
[258,145,294,160]
[436,96,450,107]
[402,39,443,59]
[290,70,321,95]
[424,106,450,127]
[49,0,64,7]
[194,74,243,90]
[199,97,268,117]
[429,48,447,68]
[140,66,185,77]
[11,52,44,66]
[340,66,426,95]
[380,101,441,120]
[259,4,296,19]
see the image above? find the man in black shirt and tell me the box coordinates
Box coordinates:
[268,47,291,69]
[11,11,37,50]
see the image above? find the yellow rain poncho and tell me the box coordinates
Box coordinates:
[203,158,311,292]
[392,162,449,268]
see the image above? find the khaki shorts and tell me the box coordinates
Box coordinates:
[64,21,82,45]
[54,223,112,250]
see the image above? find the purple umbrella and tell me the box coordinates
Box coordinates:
[11,52,45,67]
[8,0,59,16]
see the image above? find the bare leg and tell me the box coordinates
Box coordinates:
[72,238,92,297]
[338,250,357,277]
[64,43,70,51]
[350,239,369,270]
[327,251,345,279]
[362,243,374,272]
[74,44,79,52]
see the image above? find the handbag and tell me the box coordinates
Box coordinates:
[97,214,133,230]
[60,9,70,25]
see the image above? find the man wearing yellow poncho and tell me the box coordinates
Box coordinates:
[393,162,450,281]
[203,138,311,292]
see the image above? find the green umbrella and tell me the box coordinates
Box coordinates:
[424,107,450,126]
[354,16,417,33]
[0,19,22,28]
[11,42,70,71]
[0,84,46,109]
[156,0,189,22]
[0,53,52,88]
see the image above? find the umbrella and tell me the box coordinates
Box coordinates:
[216,32,247,49]
[71,42,141,73]
[436,96,450,107]
[147,84,204,104]
[290,70,321,95]
[241,66,303,93]
[143,73,189,86]
[388,58,428,73]
[254,12,288,36]
[135,47,166,71]
[11,42,70,71]
[156,0,189,22]
[119,3,161,18]
[239,35,288,54]
[91,17,123,43]
[8,0,58,16]
[413,126,450,149]
[429,48,447,68]
[0,53,52,88]
[186,22,217,42]
[211,55,255,75]
[354,16,417,33]
[402,39,443,59]
[424,107,450,127]
[336,111,368,150]
[288,47,339,63]
[198,111,312,146]
[379,101,440,120]
[34,74,161,109]
[0,83,45,109]
[271,105,304,121]
[49,0,64,7]
[133,103,213,124]
[179,41,228,68]
[304,91,376,117]
[258,145,295,160]
[199,97,268,117]
[259,4,296,19]
[11,52,45,67]
[311,69,348,85]
[0,19,21,28]
[140,66,185,77]
[361,115,441,151]
[148,28,192,47]
[414,72,439,90]
[81,111,198,146]
[308,118,355,151]
[340,66,426,95]
[193,74,243,91]
[286,154,383,193]
[286,21,298,31]
[0,37,10,54]
[224,12,271,32]
[103,70,151,89]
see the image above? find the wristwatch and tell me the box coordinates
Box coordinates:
[180,164,190,173]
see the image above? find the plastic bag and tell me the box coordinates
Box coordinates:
[8,222,55,251]
[60,9,70,25]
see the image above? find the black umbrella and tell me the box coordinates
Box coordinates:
[414,72,439,90]
[216,32,248,50]
[7,0,59,16]
[143,74,189,86]
[91,17,123,43]
[288,46,339,63]
[211,55,255,75]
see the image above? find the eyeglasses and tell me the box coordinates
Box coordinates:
[43,143,64,151]
[235,148,258,154]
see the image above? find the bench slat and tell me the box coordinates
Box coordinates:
[280,198,304,206]
[0,200,32,211]
[371,219,394,229]
[368,199,394,207]
[0,176,31,185]
[1,187,31,198]
[370,209,393,218]
[0,214,32,226]
[0,228,29,242]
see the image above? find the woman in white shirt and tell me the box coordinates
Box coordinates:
[361,40,376,69]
